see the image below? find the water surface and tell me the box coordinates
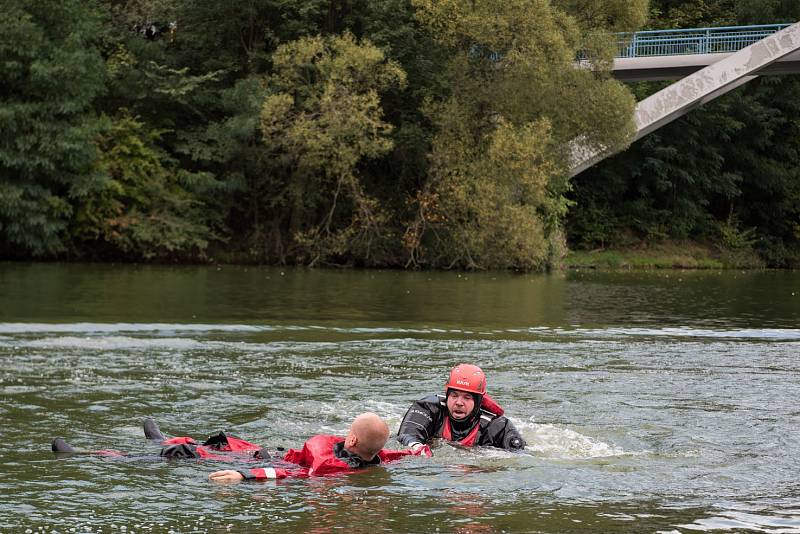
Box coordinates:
[1,264,799,532]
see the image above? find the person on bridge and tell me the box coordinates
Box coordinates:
[397,364,526,453]
[209,412,428,482]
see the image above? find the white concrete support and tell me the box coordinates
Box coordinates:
[570,21,800,177]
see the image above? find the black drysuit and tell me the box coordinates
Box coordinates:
[396,394,526,451]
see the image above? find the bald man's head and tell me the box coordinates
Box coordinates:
[345,412,390,461]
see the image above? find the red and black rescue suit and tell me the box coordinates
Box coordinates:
[396,394,526,451]
[159,432,420,480]
[239,434,418,480]
[158,431,262,460]
[52,420,426,478]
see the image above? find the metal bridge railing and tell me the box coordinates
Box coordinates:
[617,24,792,58]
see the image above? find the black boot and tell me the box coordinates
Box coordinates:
[143,418,166,442]
[52,438,75,453]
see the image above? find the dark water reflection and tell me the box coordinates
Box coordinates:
[3,263,796,329]
[1,263,799,532]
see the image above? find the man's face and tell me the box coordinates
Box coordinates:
[446,389,475,421]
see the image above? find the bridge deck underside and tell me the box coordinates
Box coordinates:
[613,49,800,81]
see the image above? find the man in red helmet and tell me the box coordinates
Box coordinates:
[396,364,526,453]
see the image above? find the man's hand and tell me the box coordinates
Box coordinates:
[209,470,245,483]
[410,443,432,457]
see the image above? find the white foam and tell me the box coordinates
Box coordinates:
[0,323,267,334]
[517,421,629,459]
[21,336,207,350]
[677,509,800,532]
[535,327,800,341]
[1,322,797,341]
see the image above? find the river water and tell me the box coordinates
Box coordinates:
[1,263,799,533]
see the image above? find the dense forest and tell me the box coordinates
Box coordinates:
[1,0,798,269]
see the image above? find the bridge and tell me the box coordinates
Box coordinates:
[570,22,800,176]
[612,24,800,81]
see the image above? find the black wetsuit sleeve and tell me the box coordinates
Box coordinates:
[396,397,441,447]
[486,416,527,451]
[238,469,258,480]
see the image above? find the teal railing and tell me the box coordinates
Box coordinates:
[617,24,792,58]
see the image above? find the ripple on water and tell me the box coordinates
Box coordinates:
[2,322,800,342]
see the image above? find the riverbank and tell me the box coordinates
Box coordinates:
[563,241,768,270]
[4,240,792,271]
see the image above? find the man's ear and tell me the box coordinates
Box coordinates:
[345,433,357,448]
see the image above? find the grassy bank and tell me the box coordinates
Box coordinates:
[563,242,765,270]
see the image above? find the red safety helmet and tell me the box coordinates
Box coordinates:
[445,364,487,396]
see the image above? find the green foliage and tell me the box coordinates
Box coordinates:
[406,0,645,270]
[735,0,800,24]
[557,0,649,32]
[647,0,736,28]
[714,216,764,268]
[72,113,218,260]
[259,32,407,266]
[406,112,560,270]
[5,0,796,270]
[556,0,649,66]
[0,0,107,256]
[716,214,757,250]
[0,182,72,257]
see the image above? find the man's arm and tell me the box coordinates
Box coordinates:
[487,417,527,451]
[209,466,306,482]
[396,396,441,449]
[209,469,246,482]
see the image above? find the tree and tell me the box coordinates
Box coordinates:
[71,112,219,260]
[404,0,647,269]
[735,0,800,24]
[259,32,407,266]
[0,0,107,256]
